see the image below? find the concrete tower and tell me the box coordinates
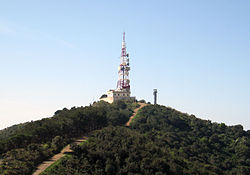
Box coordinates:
[153,89,158,105]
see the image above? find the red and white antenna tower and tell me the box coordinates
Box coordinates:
[117,32,130,91]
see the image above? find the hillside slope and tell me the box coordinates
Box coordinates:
[40,104,250,175]
[0,101,136,175]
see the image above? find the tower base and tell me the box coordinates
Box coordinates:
[100,89,136,103]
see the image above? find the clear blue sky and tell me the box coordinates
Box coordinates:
[0,0,249,130]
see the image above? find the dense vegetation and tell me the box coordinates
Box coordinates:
[41,105,250,175]
[41,126,170,175]
[1,102,250,175]
[131,105,250,174]
[0,101,135,175]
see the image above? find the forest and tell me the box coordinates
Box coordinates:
[41,104,250,175]
[0,101,136,175]
[0,102,250,175]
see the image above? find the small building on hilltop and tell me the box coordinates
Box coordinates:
[100,33,136,103]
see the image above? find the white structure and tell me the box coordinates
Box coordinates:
[100,33,136,103]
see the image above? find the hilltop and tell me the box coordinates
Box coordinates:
[0,101,250,175]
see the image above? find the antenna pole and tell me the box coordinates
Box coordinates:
[153,89,158,105]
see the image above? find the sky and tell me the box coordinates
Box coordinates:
[0,0,249,130]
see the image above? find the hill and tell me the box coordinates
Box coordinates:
[0,101,136,175]
[0,102,250,175]
[40,104,250,175]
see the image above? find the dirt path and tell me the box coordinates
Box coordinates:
[126,103,148,126]
[32,136,87,175]
[33,103,147,175]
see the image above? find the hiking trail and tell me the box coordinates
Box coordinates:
[33,103,147,174]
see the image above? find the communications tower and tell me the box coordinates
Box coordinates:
[117,32,130,91]
[100,32,136,103]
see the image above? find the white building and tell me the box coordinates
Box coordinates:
[100,89,136,103]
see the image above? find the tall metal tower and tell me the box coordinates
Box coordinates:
[117,32,130,91]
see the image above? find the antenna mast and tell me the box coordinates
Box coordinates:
[117,32,130,91]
